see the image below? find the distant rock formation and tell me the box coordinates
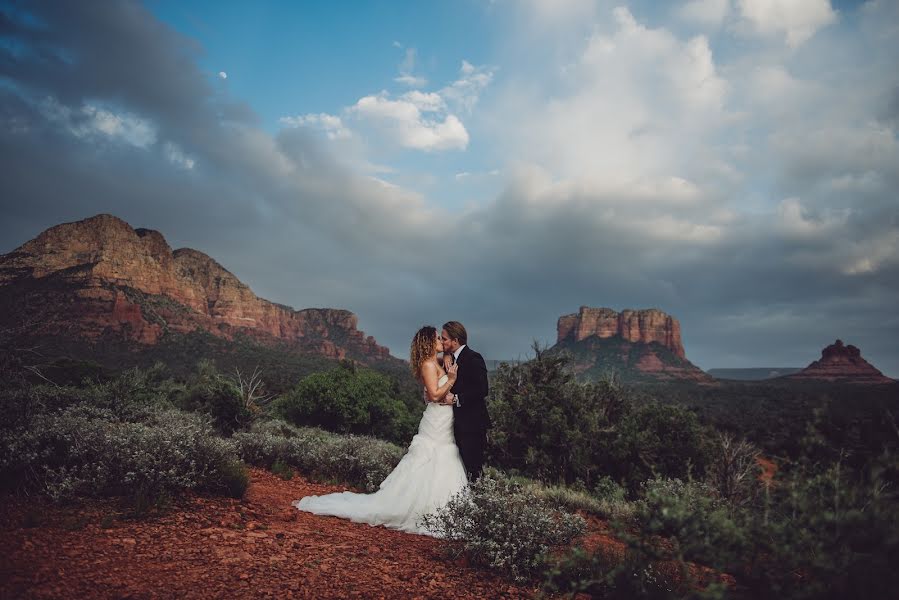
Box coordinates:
[787,340,894,384]
[0,214,392,363]
[557,306,685,358]
[551,306,711,383]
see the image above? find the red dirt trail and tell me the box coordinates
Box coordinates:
[0,468,541,599]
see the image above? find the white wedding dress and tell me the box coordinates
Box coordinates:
[292,375,468,536]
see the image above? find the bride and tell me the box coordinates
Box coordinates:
[291,325,469,535]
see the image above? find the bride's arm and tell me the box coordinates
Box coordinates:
[422,361,457,402]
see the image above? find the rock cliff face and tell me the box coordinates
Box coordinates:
[551,306,711,383]
[787,340,893,384]
[0,214,391,362]
[557,306,686,359]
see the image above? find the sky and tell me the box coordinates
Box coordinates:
[1,0,897,376]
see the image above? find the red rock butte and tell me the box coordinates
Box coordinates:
[787,339,894,384]
[557,306,686,359]
[0,214,391,362]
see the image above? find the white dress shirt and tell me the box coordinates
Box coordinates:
[452,345,466,406]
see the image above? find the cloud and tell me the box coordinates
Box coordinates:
[492,6,728,192]
[440,61,496,114]
[394,74,428,87]
[395,47,427,88]
[678,0,731,27]
[1,0,898,376]
[352,93,469,151]
[737,0,837,47]
[163,142,195,170]
[40,99,158,148]
[279,112,352,140]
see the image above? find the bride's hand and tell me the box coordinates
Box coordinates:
[447,363,458,381]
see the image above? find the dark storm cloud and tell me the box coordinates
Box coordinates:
[1,1,897,377]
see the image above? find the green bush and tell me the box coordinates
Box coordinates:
[0,403,247,505]
[610,402,714,492]
[419,469,586,582]
[271,362,417,444]
[520,476,636,523]
[488,349,715,492]
[543,546,684,600]
[488,348,628,486]
[174,359,253,435]
[232,419,405,492]
[634,477,749,573]
[271,459,294,480]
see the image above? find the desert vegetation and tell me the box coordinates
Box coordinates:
[1,347,897,598]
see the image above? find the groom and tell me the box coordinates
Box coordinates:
[441,321,491,482]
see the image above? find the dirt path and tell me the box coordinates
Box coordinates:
[0,468,538,599]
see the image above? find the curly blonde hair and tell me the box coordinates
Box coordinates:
[410,325,438,381]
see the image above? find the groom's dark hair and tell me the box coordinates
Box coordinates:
[442,321,468,345]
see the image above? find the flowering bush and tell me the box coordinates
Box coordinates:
[419,470,586,581]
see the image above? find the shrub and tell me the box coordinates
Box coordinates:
[740,456,899,599]
[488,348,629,486]
[488,349,715,492]
[635,477,748,572]
[232,419,405,492]
[272,362,417,445]
[543,546,684,600]
[610,403,715,492]
[522,476,637,523]
[0,404,247,505]
[271,459,294,480]
[175,359,252,435]
[419,469,586,582]
[616,453,899,600]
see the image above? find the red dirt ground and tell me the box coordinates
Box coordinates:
[0,468,552,599]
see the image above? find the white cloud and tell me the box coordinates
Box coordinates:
[352,92,469,151]
[678,0,731,27]
[394,74,428,87]
[163,142,195,169]
[493,7,728,192]
[455,168,500,181]
[395,47,427,88]
[279,112,352,140]
[738,0,837,47]
[41,98,157,148]
[440,60,495,114]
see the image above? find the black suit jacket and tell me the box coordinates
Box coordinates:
[451,345,492,432]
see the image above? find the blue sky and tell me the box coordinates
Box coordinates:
[1,0,898,375]
[149,0,502,207]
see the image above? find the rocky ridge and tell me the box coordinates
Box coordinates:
[0,214,390,362]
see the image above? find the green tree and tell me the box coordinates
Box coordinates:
[488,345,629,486]
[272,361,417,444]
[175,359,251,435]
[610,402,714,490]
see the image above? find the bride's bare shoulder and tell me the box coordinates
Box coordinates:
[420,359,439,375]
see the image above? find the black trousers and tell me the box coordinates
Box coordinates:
[454,428,487,482]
